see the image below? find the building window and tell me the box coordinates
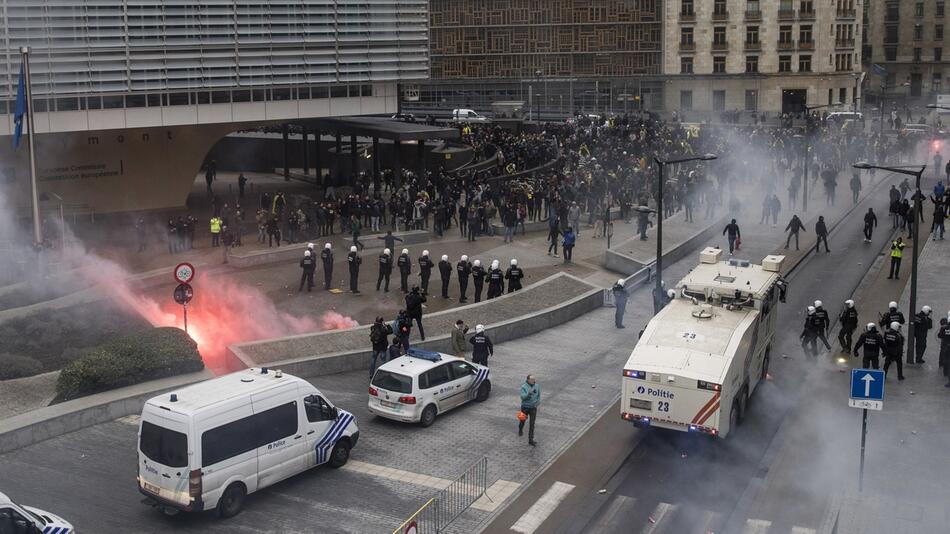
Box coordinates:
[713,90,726,111]
[937,48,944,62]
[779,25,793,44]
[746,55,759,73]
[800,25,813,44]
[839,87,847,105]
[916,3,924,17]
[681,57,694,74]
[713,56,726,73]
[885,47,897,61]
[934,72,943,92]
[714,26,727,45]
[915,25,924,40]
[681,27,694,44]
[938,25,945,40]
[714,0,727,15]
[747,0,760,13]
[745,89,758,112]
[915,47,923,62]
[800,0,814,14]
[940,2,946,17]
[828,88,834,105]
[799,55,812,72]
[680,90,693,111]
[779,55,792,72]
[886,4,900,22]
[885,26,899,44]
[682,0,695,15]
[746,26,759,44]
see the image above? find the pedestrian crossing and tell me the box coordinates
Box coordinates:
[505,481,823,534]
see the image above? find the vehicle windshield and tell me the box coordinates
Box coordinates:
[371,370,413,394]
[140,420,189,467]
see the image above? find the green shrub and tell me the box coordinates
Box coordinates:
[0,354,44,380]
[55,327,204,401]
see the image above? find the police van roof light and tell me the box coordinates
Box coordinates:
[407,348,442,362]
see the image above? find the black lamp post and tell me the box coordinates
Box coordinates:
[653,153,718,313]
[853,162,926,364]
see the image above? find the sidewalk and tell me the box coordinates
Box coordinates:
[836,236,950,534]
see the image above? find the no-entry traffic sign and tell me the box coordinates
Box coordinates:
[174,262,195,284]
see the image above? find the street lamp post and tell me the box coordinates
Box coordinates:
[653,153,718,313]
[853,162,925,364]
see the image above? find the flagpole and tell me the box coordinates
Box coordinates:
[20,46,42,246]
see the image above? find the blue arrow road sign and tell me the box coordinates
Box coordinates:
[850,369,885,401]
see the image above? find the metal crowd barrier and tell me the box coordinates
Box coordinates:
[393,456,489,534]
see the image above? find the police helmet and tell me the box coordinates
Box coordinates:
[807,306,816,315]
[922,305,932,315]
[845,299,854,308]
[815,300,823,308]
[511,258,518,266]
[667,289,676,299]
[617,278,626,286]
[402,248,409,255]
[890,321,901,331]
[867,323,876,332]
[422,249,429,256]
[475,324,485,333]
[324,243,332,249]
[304,250,311,257]
[491,260,500,269]
[889,301,898,310]
[383,248,391,255]
[307,242,314,249]
[461,254,468,261]
[350,245,357,252]
[473,259,481,267]
[441,254,449,261]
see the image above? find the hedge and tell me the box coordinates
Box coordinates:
[55,327,204,402]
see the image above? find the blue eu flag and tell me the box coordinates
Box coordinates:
[13,62,25,149]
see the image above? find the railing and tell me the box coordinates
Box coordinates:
[712,11,729,21]
[679,11,695,22]
[837,9,856,18]
[744,9,762,21]
[712,41,729,51]
[778,40,795,50]
[798,40,814,50]
[799,10,816,20]
[745,41,762,52]
[836,39,856,48]
[393,457,489,534]
[778,9,796,20]
[679,42,696,52]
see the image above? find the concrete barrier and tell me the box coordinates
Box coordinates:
[227,230,430,268]
[227,272,602,377]
[605,216,727,276]
[0,369,213,455]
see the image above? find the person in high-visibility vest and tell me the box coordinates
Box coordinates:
[888,237,905,279]
[209,216,222,247]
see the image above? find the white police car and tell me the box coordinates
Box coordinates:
[368,348,491,427]
[0,491,75,534]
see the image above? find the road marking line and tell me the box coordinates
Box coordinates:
[742,518,772,534]
[472,479,521,512]
[791,527,817,534]
[640,502,678,534]
[509,481,575,534]
[590,494,636,531]
[117,415,140,426]
[697,509,722,533]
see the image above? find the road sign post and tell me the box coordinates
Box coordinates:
[849,368,885,492]
[173,263,196,335]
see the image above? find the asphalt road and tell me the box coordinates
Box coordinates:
[554,178,905,534]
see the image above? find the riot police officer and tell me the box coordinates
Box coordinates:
[469,324,494,366]
[800,306,819,358]
[938,317,950,386]
[813,300,832,350]
[505,258,524,293]
[838,299,859,352]
[879,301,905,328]
[853,323,884,369]
[457,254,472,303]
[418,250,433,294]
[377,248,393,292]
[438,254,452,298]
[883,322,905,380]
[471,259,486,302]
[299,250,316,292]
[321,243,334,290]
[397,248,412,293]
[912,305,933,364]
[347,245,361,293]
[487,260,505,299]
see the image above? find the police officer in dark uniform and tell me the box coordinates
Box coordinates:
[469,324,494,366]
[397,248,412,293]
[471,259,486,303]
[800,306,819,357]
[377,248,393,292]
[487,260,505,299]
[457,254,472,303]
[299,250,316,292]
[418,250,433,294]
[347,245,361,293]
[912,305,933,363]
[837,299,859,352]
[438,254,452,298]
[883,322,905,380]
[505,258,524,293]
[937,317,950,386]
[405,286,426,341]
[879,301,905,328]
[853,323,884,369]
[813,300,832,350]
[321,243,334,290]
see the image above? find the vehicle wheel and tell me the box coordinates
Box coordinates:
[419,404,438,427]
[475,381,491,402]
[328,440,351,468]
[217,483,246,519]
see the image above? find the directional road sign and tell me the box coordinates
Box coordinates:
[849,368,885,411]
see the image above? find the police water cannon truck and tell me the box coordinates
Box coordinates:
[621,248,785,437]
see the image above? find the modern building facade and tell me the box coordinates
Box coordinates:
[0,1,428,214]
[663,0,863,116]
[864,0,950,103]
[408,0,666,117]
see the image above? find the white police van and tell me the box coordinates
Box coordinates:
[137,368,359,518]
[0,491,74,534]
[368,349,491,427]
